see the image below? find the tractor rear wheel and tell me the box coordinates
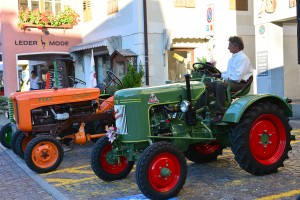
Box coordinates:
[184,143,223,163]
[15,132,32,159]
[230,102,292,175]
[24,135,64,173]
[0,123,12,149]
[11,130,22,155]
[136,141,187,199]
[91,136,134,181]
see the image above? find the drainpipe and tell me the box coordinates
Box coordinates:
[297,0,300,64]
[143,0,149,85]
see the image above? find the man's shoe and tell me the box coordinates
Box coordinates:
[211,114,223,123]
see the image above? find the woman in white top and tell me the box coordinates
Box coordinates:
[27,71,41,90]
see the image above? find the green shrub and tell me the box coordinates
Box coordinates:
[117,62,144,90]
[0,96,8,113]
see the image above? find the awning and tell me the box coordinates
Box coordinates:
[69,36,122,55]
[110,49,137,58]
[163,29,211,50]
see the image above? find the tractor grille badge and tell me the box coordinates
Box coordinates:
[148,93,159,104]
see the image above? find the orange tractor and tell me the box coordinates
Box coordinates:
[10,71,120,173]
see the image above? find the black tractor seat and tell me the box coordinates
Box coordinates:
[230,75,253,98]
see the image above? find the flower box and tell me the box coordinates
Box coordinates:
[21,23,73,30]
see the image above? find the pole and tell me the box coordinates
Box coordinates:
[143,0,149,85]
[297,0,300,64]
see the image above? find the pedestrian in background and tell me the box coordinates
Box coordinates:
[26,71,41,90]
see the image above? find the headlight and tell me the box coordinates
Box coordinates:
[180,101,190,113]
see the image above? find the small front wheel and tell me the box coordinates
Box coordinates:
[15,132,32,159]
[91,137,134,181]
[0,123,12,149]
[136,141,187,199]
[24,135,64,173]
[11,130,22,155]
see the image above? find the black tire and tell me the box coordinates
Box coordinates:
[11,130,22,155]
[0,123,12,149]
[15,132,32,159]
[184,143,223,163]
[24,135,64,173]
[230,102,292,175]
[136,141,187,199]
[85,121,105,143]
[91,136,134,181]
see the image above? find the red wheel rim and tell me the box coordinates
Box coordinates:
[193,143,221,155]
[148,152,180,192]
[100,143,129,174]
[249,114,286,165]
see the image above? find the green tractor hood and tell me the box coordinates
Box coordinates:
[114,81,206,105]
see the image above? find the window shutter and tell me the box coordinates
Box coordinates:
[230,0,248,11]
[112,0,118,13]
[107,0,112,14]
[175,0,186,7]
[83,0,92,22]
[186,0,195,8]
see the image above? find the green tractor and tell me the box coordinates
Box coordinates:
[91,62,295,199]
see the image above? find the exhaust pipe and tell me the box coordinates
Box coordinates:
[184,74,197,126]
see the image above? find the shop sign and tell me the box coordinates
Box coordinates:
[14,36,69,49]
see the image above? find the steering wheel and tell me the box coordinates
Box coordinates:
[106,71,123,86]
[192,62,221,78]
[69,76,86,86]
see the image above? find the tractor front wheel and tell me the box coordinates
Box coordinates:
[230,102,292,175]
[24,135,64,173]
[91,136,134,181]
[0,123,12,149]
[184,143,223,163]
[15,132,32,159]
[136,141,187,199]
[11,130,22,155]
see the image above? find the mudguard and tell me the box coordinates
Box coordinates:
[223,94,292,123]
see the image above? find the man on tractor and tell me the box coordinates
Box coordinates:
[206,36,253,123]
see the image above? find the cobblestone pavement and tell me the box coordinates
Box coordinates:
[0,144,55,200]
[1,115,300,199]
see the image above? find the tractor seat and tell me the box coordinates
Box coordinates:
[231,75,253,98]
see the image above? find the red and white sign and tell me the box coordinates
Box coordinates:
[206,4,214,36]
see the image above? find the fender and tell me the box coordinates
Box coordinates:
[223,94,292,123]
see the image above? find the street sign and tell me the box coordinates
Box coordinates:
[206,4,214,36]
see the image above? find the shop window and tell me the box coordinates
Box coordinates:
[230,0,248,11]
[83,0,92,22]
[174,0,195,8]
[18,0,62,15]
[108,0,119,15]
